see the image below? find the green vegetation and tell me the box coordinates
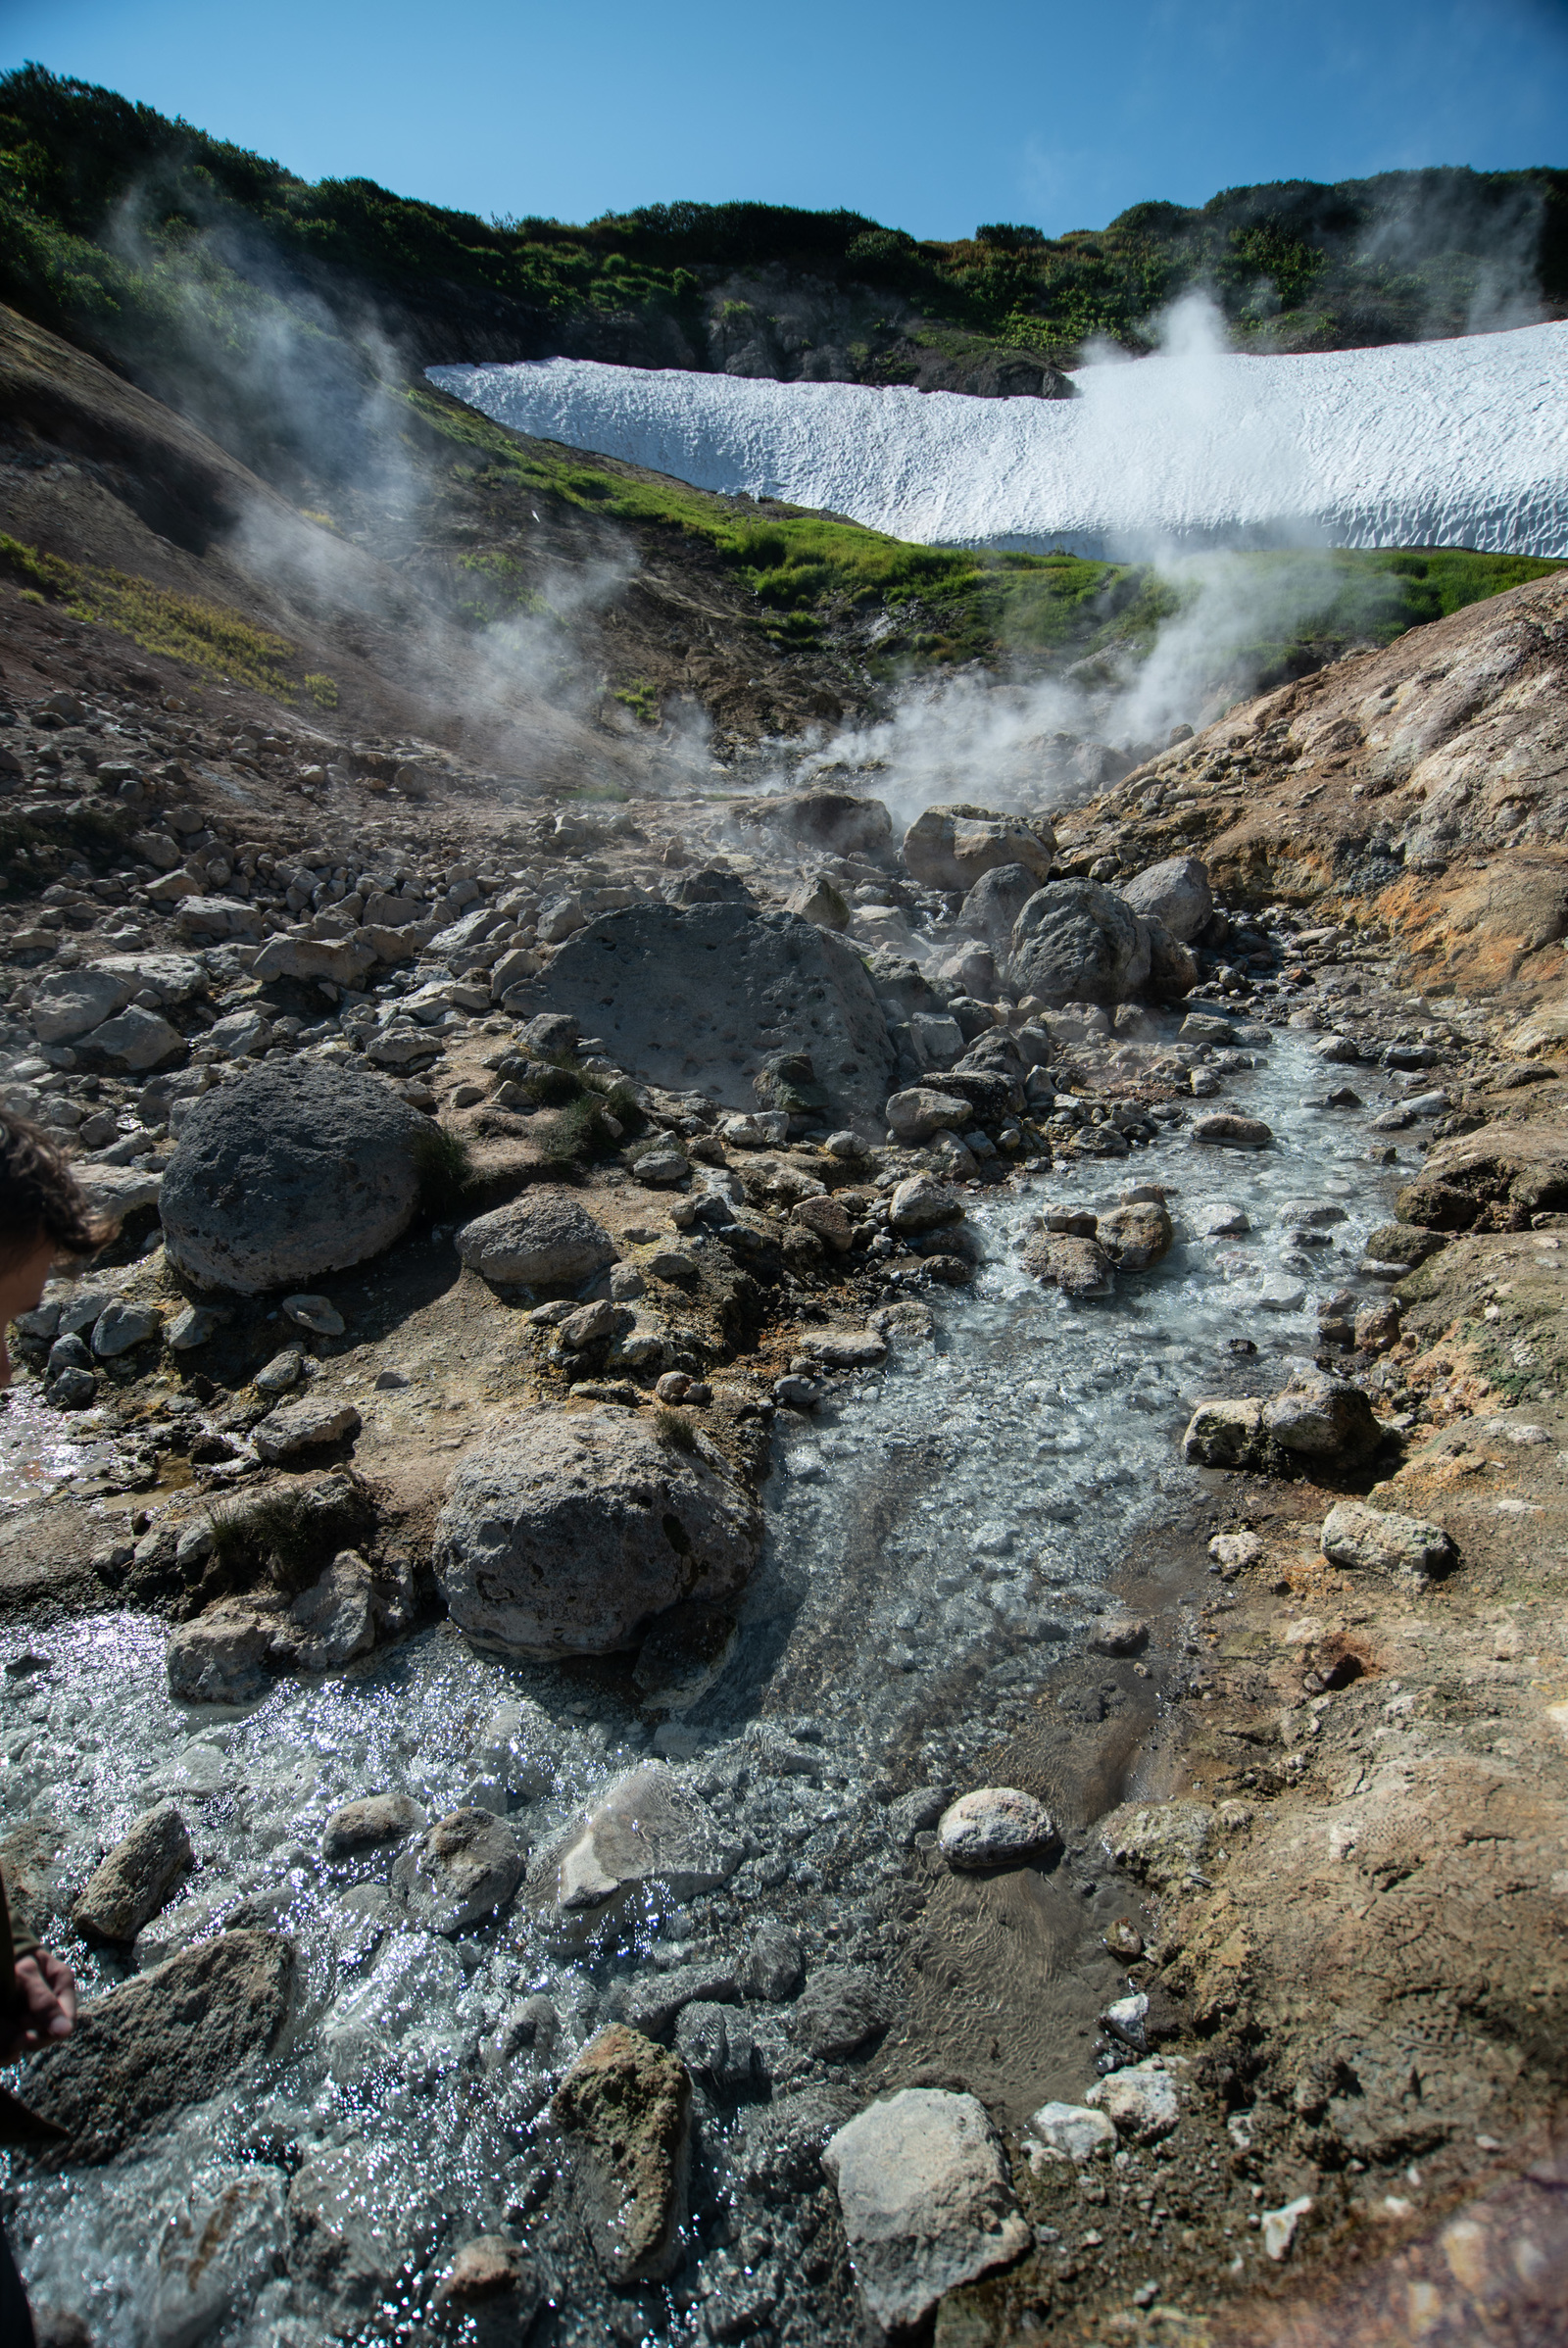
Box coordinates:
[411,1123,475,1221]
[0,531,298,692]
[411,389,1562,683]
[2,65,1563,404]
[654,1404,699,1452]
[205,1479,375,1599]
[302,672,339,708]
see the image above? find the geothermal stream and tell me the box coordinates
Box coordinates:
[1,1033,1400,2345]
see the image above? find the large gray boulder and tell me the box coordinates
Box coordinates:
[24,1932,294,2162]
[456,1192,616,1287]
[746,791,893,857]
[1120,854,1213,943]
[823,2088,1030,2337]
[160,1062,427,1294]
[503,903,896,1131]
[957,861,1043,950]
[433,1405,760,1656]
[30,964,133,1043]
[903,804,1054,893]
[1007,880,1152,1004]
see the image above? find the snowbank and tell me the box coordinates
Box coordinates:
[430,322,1568,558]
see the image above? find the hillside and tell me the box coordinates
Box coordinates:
[2,64,1564,415]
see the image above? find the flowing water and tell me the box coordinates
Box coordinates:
[2,1035,1398,2345]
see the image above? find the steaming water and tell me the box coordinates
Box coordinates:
[430,319,1568,557]
[4,1039,1396,2341]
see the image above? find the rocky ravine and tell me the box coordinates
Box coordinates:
[1,559,1568,2344]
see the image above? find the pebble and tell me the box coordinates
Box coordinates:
[937,1786,1058,1870]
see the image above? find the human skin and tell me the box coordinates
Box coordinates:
[0,1231,77,2059]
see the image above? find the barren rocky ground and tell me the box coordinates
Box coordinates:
[0,302,1566,2347]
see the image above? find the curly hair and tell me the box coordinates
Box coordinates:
[0,1113,106,1272]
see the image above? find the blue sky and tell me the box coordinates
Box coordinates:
[4,0,1565,239]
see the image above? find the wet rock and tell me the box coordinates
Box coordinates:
[739,2083,862,2190]
[1121,854,1212,943]
[903,804,1054,893]
[1321,1500,1456,1588]
[822,2087,1030,2338]
[24,1931,293,2162]
[1364,1220,1446,1269]
[1007,880,1150,1005]
[394,1807,523,1933]
[431,2235,545,2344]
[884,1087,968,1142]
[540,1763,742,1916]
[605,1955,741,2037]
[1029,2101,1118,2162]
[456,1191,617,1286]
[503,901,896,1131]
[745,1922,804,2001]
[322,1791,424,1861]
[252,1395,361,1462]
[166,1602,272,1704]
[802,1328,888,1370]
[675,1998,758,2096]
[161,1061,427,1293]
[553,2024,693,2283]
[285,1549,380,1668]
[888,1172,963,1234]
[1095,1201,1173,1269]
[47,1365,98,1411]
[938,1787,1058,1870]
[71,1801,193,1946]
[151,2168,288,2348]
[1263,1371,1380,1461]
[1085,2057,1180,2142]
[1192,1112,1274,1150]
[1024,1232,1113,1297]
[89,1300,163,1358]
[288,2141,440,2308]
[791,1964,893,2059]
[475,1698,560,1799]
[1098,1799,1214,1889]
[434,1406,759,1656]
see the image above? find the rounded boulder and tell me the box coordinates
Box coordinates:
[1007,880,1151,1005]
[433,1405,760,1656]
[1120,855,1213,944]
[456,1191,617,1287]
[160,1062,427,1294]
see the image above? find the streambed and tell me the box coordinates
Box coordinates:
[3,1036,1400,2345]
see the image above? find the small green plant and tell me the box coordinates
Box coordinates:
[412,1122,474,1220]
[653,1405,697,1453]
[0,533,297,694]
[613,677,661,723]
[303,672,339,707]
[206,1479,374,1598]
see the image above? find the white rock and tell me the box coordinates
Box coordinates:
[1262,2193,1312,2260]
[1320,1500,1456,1587]
[822,2087,1030,2338]
[937,1786,1057,1870]
[539,1763,741,1916]
[1085,2058,1180,2141]
[1027,2101,1117,2163]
